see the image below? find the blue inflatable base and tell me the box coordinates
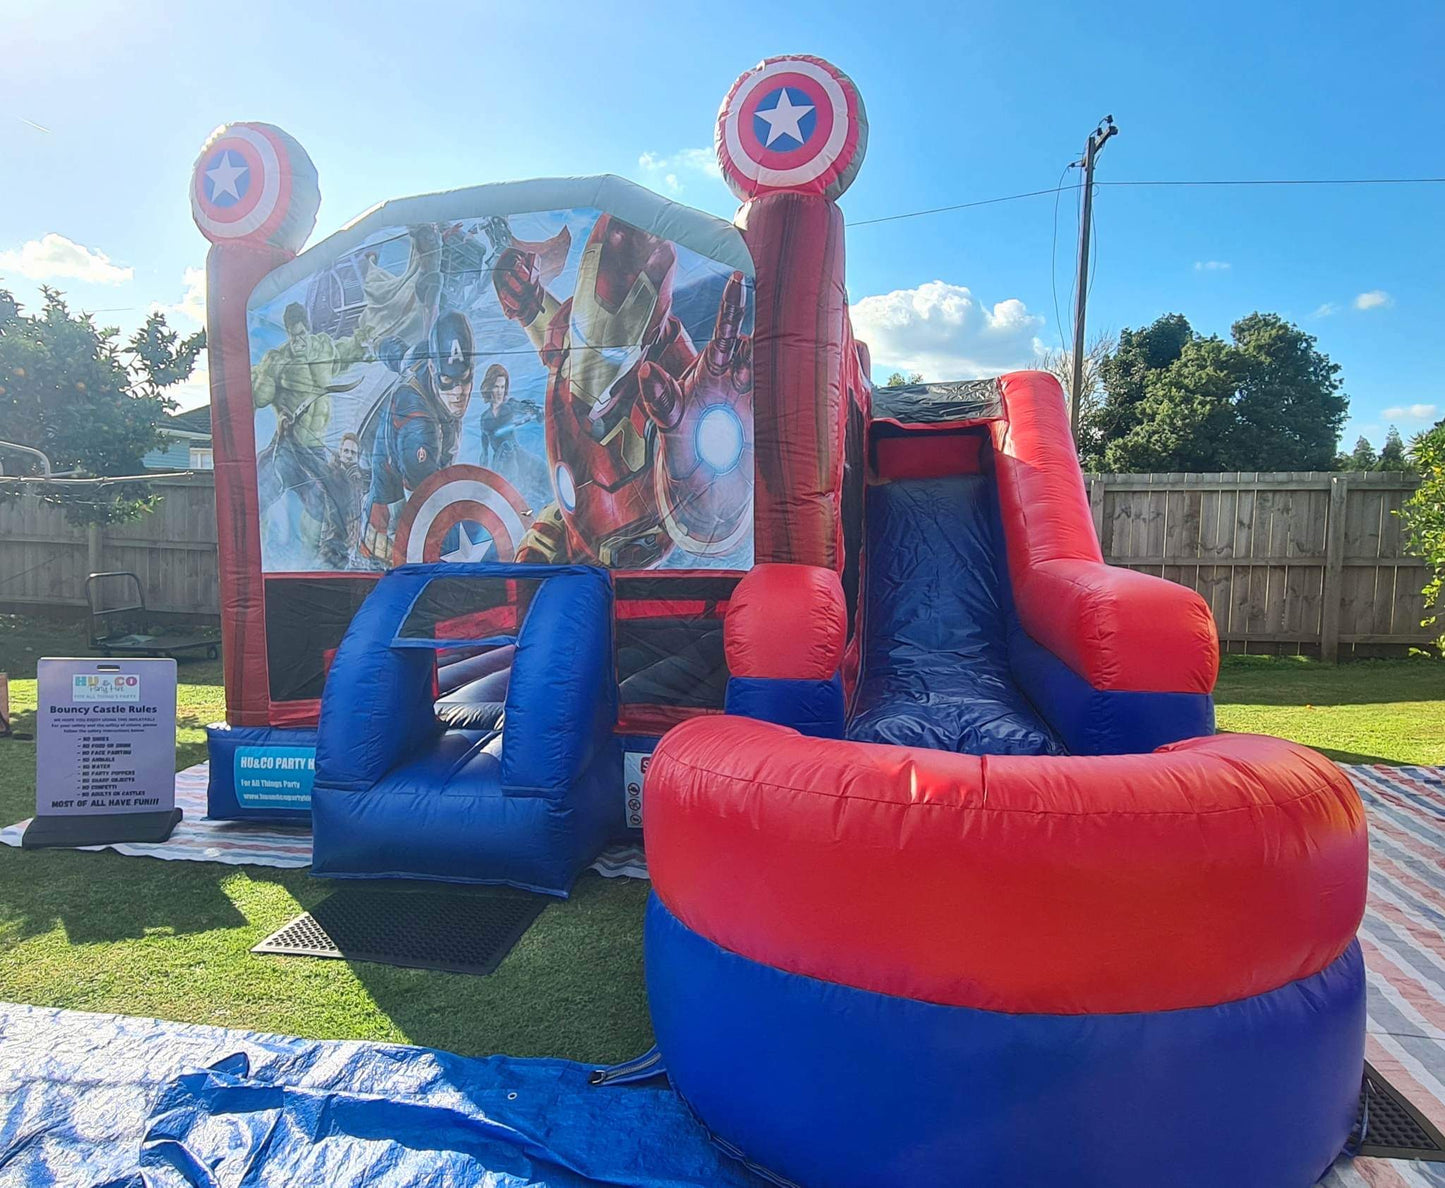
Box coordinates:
[0,1002,765,1188]
[205,724,316,822]
[646,896,1365,1188]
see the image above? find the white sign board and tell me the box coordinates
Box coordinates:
[623,749,651,830]
[36,659,177,816]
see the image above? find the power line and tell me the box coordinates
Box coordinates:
[848,175,1445,229]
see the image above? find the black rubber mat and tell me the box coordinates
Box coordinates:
[1354,1061,1445,1162]
[252,886,548,976]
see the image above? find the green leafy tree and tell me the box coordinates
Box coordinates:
[1101,335,1239,472]
[1402,419,1445,649]
[0,285,204,522]
[1337,435,1378,471]
[1377,425,1410,471]
[883,370,924,387]
[1091,312,1348,473]
[1231,313,1346,471]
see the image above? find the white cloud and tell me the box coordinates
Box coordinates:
[637,147,722,195]
[1312,302,1339,317]
[0,233,133,285]
[1193,260,1231,271]
[1354,289,1393,310]
[150,266,206,325]
[851,281,1046,380]
[1381,403,1437,423]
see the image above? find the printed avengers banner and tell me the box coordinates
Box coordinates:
[247,204,755,573]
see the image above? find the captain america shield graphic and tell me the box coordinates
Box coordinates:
[392,465,533,565]
[191,125,288,242]
[716,56,867,200]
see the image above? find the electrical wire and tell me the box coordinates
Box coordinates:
[1049,163,1076,357]
[848,175,1445,229]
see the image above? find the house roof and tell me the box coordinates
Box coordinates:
[163,405,212,438]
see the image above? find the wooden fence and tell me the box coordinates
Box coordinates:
[1085,471,1434,659]
[0,475,219,619]
[0,470,1435,657]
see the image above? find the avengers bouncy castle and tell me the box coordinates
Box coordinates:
[192,54,1367,1186]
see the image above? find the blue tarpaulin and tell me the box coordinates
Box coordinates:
[0,1002,763,1187]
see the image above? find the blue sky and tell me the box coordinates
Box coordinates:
[2,0,1440,447]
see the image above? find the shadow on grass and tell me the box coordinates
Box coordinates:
[332,874,654,1062]
[0,837,653,1063]
[0,845,253,944]
[1215,655,1445,707]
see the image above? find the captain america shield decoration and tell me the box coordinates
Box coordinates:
[716,56,867,200]
[392,465,533,565]
[191,124,288,242]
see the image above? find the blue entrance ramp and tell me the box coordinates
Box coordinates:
[311,563,623,896]
[0,1003,763,1188]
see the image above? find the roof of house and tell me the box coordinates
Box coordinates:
[163,405,212,438]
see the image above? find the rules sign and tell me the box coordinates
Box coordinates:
[35,659,177,818]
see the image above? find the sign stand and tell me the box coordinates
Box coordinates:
[21,658,182,849]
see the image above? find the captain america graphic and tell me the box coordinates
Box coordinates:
[360,311,476,564]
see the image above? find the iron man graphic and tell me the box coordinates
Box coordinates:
[490,215,753,567]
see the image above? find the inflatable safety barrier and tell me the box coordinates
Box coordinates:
[644,716,1368,1187]
[310,563,620,895]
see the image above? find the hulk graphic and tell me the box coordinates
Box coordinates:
[252,301,371,565]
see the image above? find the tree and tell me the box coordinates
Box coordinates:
[1036,329,1116,468]
[0,285,204,521]
[1090,312,1349,473]
[1402,418,1445,650]
[1337,435,1377,471]
[1378,425,1410,471]
[1231,313,1346,471]
[1102,335,1239,473]
[883,370,924,387]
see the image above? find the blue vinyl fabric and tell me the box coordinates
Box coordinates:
[0,1002,765,1188]
[1009,621,1217,754]
[724,673,846,739]
[204,724,316,821]
[645,896,1366,1188]
[311,563,621,896]
[847,476,1061,755]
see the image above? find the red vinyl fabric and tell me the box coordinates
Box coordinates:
[740,193,848,569]
[990,370,1219,693]
[872,432,984,480]
[206,242,294,726]
[723,565,846,680]
[646,716,1367,1015]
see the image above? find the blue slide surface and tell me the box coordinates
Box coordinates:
[848,475,1061,756]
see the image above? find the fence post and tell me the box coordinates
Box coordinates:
[1088,476,1106,549]
[1320,473,1350,664]
[86,522,103,578]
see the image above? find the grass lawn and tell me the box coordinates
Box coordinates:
[1,612,1441,1061]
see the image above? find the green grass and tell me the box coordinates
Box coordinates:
[1214,653,1445,765]
[0,613,1441,1060]
[0,615,651,1061]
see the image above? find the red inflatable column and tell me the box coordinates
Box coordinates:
[189,124,320,726]
[715,56,867,569]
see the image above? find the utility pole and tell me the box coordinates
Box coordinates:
[1069,115,1118,441]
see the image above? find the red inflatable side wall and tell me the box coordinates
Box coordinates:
[742,192,849,570]
[207,242,292,726]
[991,371,1219,693]
[647,715,1367,1015]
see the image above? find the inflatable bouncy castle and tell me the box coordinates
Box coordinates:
[192,54,1367,1186]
